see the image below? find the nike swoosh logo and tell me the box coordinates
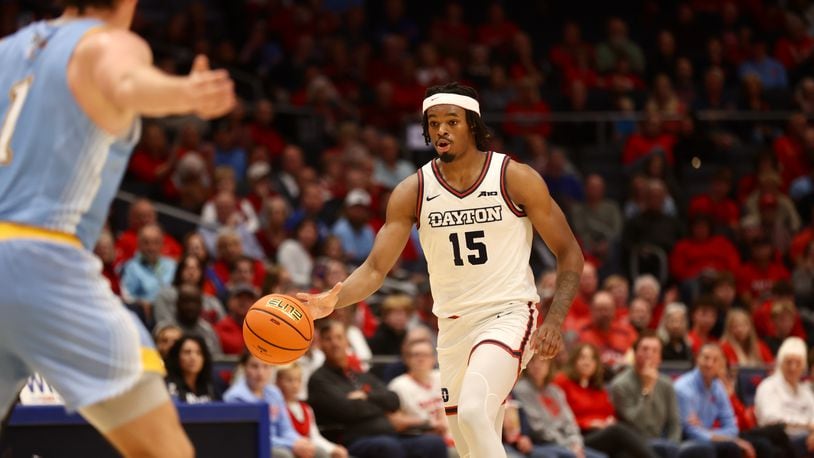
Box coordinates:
[426,194,440,201]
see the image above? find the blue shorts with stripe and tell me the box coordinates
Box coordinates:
[0,238,160,413]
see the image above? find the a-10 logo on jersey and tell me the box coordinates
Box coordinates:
[428,205,502,228]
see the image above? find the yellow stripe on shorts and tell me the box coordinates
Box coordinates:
[141,347,166,375]
[0,222,82,248]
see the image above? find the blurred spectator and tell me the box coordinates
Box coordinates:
[543,147,584,212]
[170,152,211,214]
[278,218,320,289]
[115,198,182,265]
[308,321,447,458]
[214,284,259,355]
[128,122,177,195]
[94,228,120,296]
[476,2,518,52]
[628,297,653,335]
[368,294,414,357]
[674,344,755,458]
[200,191,265,260]
[656,303,694,365]
[645,74,686,133]
[286,182,331,238]
[564,262,598,332]
[622,113,676,167]
[675,58,698,108]
[387,339,454,450]
[154,323,183,360]
[213,124,248,180]
[596,17,645,74]
[578,291,637,373]
[694,66,736,112]
[603,275,630,320]
[622,179,683,268]
[669,214,740,298]
[774,13,814,73]
[480,65,515,113]
[736,236,791,306]
[245,160,274,213]
[795,78,814,114]
[121,224,178,327]
[553,343,658,458]
[224,353,316,458]
[772,113,813,187]
[719,309,774,367]
[549,21,594,76]
[372,134,415,190]
[751,281,807,344]
[611,331,710,458]
[249,99,286,160]
[503,77,551,138]
[602,55,646,95]
[277,364,349,458]
[688,169,740,233]
[154,254,225,326]
[209,230,266,291]
[201,167,260,233]
[793,240,814,306]
[154,284,222,356]
[571,174,623,267]
[763,301,799,355]
[754,337,814,457]
[331,189,375,266]
[256,196,291,260]
[738,39,788,90]
[273,145,307,208]
[688,296,720,356]
[428,2,470,58]
[509,355,606,458]
[165,335,217,403]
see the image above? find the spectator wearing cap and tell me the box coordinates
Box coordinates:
[755,337,814,457]
[331,188,375,266]
[215,283,259,355]
[669,214,740,303]
[736,236,791,306]
[154,284,222,356]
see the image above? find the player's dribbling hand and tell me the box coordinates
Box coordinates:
[187,55,236,120]
[532,323,563,359]
[297,282,343,319]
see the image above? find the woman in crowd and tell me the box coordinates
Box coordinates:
[154,254,225,326]
[164,335,217,403]
[657,302,694,364]
[719,309,774,366]
[552,343,658,458]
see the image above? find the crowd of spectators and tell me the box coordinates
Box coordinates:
[6,0,814,456]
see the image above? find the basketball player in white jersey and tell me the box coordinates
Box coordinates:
[298,82,584,458]
[0,1,234,456]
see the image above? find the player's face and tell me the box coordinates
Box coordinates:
[426,105,473,163]
[179,339,204,376]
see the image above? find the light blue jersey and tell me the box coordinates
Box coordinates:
[0,19,160,415]
[0,18,140,249]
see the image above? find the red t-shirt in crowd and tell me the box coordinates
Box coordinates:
[736,262,791,301]
[212,259,267,289]
[577,320,637,367]
[790,228,814,264]
[669,236,740,282]
[751,299,807,341]
[564,295,591,332]
[773,135,811,185]
[503,100,552,137]
[249,123,286,160]
[720,340,775,366]
[688,195,740,228]
[552,373,615,431]
[622,133,676,166]
[775,35,814,70]
[215,315,244,355]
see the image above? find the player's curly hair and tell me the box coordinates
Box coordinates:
[422,82,492,152]
[56,0,118,13]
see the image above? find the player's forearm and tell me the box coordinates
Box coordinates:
[110,67,194,117]
[544,249,583,327]
[335,262,386,309]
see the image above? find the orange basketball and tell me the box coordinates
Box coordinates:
[242,294,314,365]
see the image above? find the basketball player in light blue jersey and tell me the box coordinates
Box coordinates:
[0,1,234,456]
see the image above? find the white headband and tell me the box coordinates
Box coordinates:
[422,93,480,115]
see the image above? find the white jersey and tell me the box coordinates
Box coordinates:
[416,151,539,318]
[388,370,443,422]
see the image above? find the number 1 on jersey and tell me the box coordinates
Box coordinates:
[0,76,33,165]
[449,230,488,266]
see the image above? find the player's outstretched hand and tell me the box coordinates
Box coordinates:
[187,55,236,120]
[532,323,563,359]
[297,282,343,319]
